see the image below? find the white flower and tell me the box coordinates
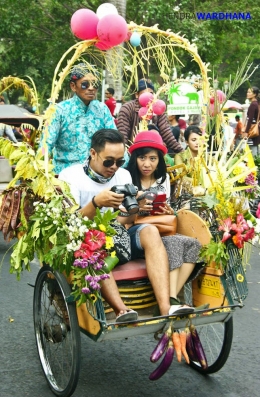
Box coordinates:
[173,6,180,11]
[44,217,48,220]
[83,216,88,221]
[53,220,58,225]
[33,201,40,206]
[247,220,253,228]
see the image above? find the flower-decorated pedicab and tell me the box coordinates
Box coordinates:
[0,6,259,397]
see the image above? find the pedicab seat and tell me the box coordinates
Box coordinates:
[112,259,147,281]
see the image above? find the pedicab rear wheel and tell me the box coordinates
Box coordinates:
[189,316,233,374]
[33,265,81,397]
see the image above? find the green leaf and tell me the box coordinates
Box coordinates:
[104,255,119,272]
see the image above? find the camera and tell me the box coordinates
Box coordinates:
[111,183,139,214]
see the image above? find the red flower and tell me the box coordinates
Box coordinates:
[74,243,92,259]
[84,230,106,251]
[219,217,232,242]
[243,228,255,242]
[232,233,244,249]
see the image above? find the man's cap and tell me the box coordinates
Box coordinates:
[129,130,167,155]
[138,78,154,92]
[70,63,100,81]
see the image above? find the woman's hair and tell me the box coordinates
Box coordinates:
[184,125,202,141]
[127,147,167,190]
[91,128,125,152]
[251,86,260,103]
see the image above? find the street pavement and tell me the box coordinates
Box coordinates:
[0,233,260,397]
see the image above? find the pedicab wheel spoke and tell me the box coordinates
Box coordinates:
[189,316,233,374]
[33,265,81,397]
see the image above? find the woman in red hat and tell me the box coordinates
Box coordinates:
[127,130,202,313]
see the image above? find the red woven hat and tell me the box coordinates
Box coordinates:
[129,130,167,155]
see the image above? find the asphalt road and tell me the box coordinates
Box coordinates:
[0,233,260,397]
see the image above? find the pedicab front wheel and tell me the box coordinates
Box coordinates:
[189,316,233,374]
[33,265,81,397]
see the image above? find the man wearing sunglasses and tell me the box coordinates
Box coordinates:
[43,63,116,174]
[59,128,179,321]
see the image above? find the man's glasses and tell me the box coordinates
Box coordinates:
[80,80,100,90]
[98,154,125,168]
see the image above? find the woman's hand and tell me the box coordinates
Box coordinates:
[154,202,174,215]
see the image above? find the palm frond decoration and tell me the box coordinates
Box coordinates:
[0,76,40,113]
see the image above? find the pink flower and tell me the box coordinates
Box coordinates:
[218,217,232,242]
[256,203,260,219]
[84,230,106,251]
[231,214,249,234]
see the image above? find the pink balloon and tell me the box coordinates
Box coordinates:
[71,9,99,40]
[216,90,226,104]
[152,100,166,115]
[97,14,128,47]
[209,103,220,116]
[138,107,148,118]
[138,92,154,107]
[95,41,112,51]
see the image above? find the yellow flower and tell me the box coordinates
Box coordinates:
[99,224,106,232]
[110,250,116,257]
[105,236,114,249]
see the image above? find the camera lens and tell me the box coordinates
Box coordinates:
[123,196,139,214]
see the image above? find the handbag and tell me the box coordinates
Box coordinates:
[134,214,177,237]
[247,107,260,139]
[248,123,260,139]
[111,222,131,264]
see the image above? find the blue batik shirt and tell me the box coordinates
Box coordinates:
[44,95,116,174]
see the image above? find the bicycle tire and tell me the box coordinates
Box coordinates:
[33,265,81,397]
[189,316,233,374]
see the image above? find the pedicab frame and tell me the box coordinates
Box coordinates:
[30,23,250,397]
[1,23,249,397]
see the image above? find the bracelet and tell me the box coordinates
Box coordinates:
[92,196,102,209]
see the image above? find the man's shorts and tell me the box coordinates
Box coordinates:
[127,224,150,260]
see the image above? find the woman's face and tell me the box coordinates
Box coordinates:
[247,88,256,101]
[136,150,159,178]
[186,133,200,153]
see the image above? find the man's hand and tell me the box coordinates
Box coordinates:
[94,189,124,209]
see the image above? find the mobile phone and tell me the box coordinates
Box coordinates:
[150,193,166,215]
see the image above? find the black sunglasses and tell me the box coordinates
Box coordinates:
[98,154,125,168]
[80,80,100,90]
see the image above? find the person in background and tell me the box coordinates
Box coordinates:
[242,86,260,156]
[223,113,234,152]
[105,87,117,118]
[178,117,187,148]
[174,125,202,184]
[0,96,18,143]
[168,114,181,142]
[234,115,243,149]
[42,63,116,174]
[117,78,183,154]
